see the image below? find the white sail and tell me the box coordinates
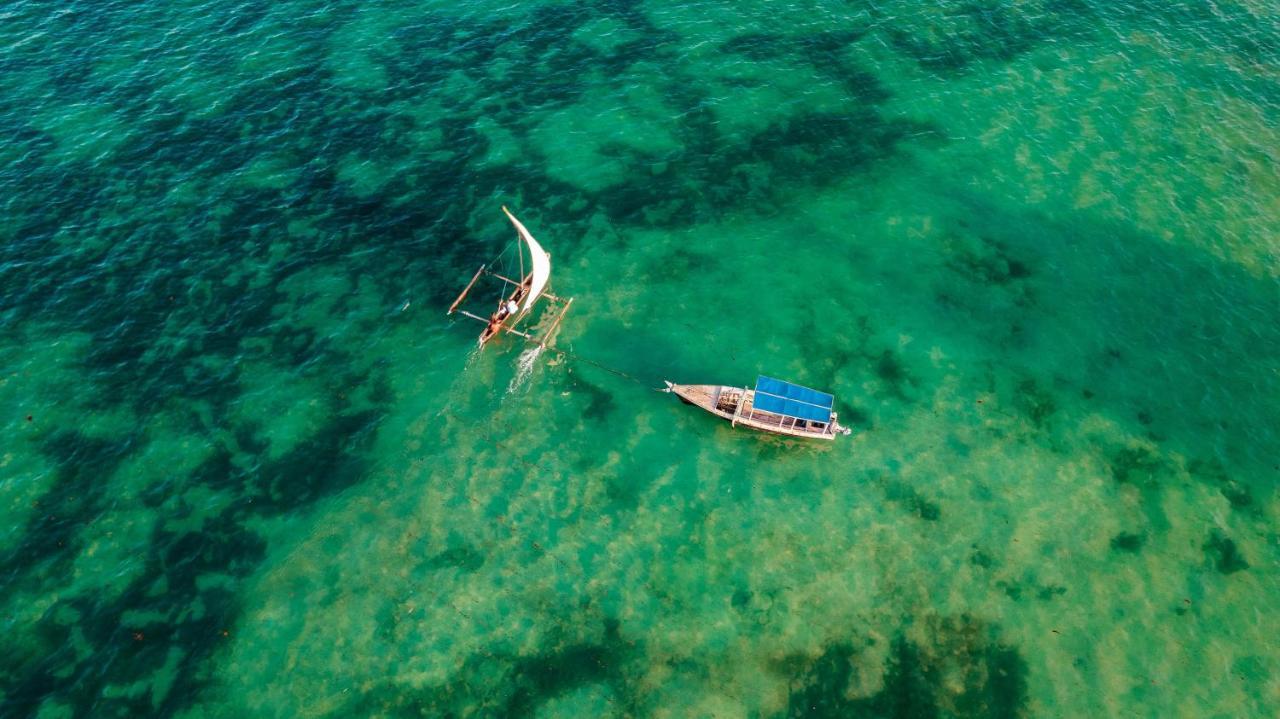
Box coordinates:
[502,206,551,313]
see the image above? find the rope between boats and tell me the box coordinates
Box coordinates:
[541,345,656,389]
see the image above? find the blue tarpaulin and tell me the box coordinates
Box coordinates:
[753,376,834,422]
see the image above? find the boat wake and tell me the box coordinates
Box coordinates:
[507,345,543,395]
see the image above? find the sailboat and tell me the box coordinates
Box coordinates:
[447,206,573,348]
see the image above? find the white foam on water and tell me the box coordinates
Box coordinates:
[507,344,543,395]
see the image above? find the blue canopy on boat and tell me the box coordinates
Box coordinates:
[753,376,834,422]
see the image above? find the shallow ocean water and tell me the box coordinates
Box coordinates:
[1,0,1278,716]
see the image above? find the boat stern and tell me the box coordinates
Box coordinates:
[830,411,854,436]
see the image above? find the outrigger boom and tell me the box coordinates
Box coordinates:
[447,265,486,316]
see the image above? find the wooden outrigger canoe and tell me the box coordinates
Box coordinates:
[662,377,853,440]
[447,206,573,349]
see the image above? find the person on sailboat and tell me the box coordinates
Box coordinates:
[494,298,518,321]
[486,298,519,337]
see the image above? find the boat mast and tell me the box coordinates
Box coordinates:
[516,218,525,286]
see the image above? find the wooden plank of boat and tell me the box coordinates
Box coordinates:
[662,380,852,440]
[480,277,531,346]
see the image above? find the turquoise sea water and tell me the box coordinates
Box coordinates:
[2,0,1279,716]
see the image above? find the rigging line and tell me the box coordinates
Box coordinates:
[491,236,518,277]
[546,345,656,388]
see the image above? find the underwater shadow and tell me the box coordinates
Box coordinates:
[922,186,1279,491]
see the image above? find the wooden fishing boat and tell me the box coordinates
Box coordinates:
[662,376,853,440]
[447,206,573,348]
